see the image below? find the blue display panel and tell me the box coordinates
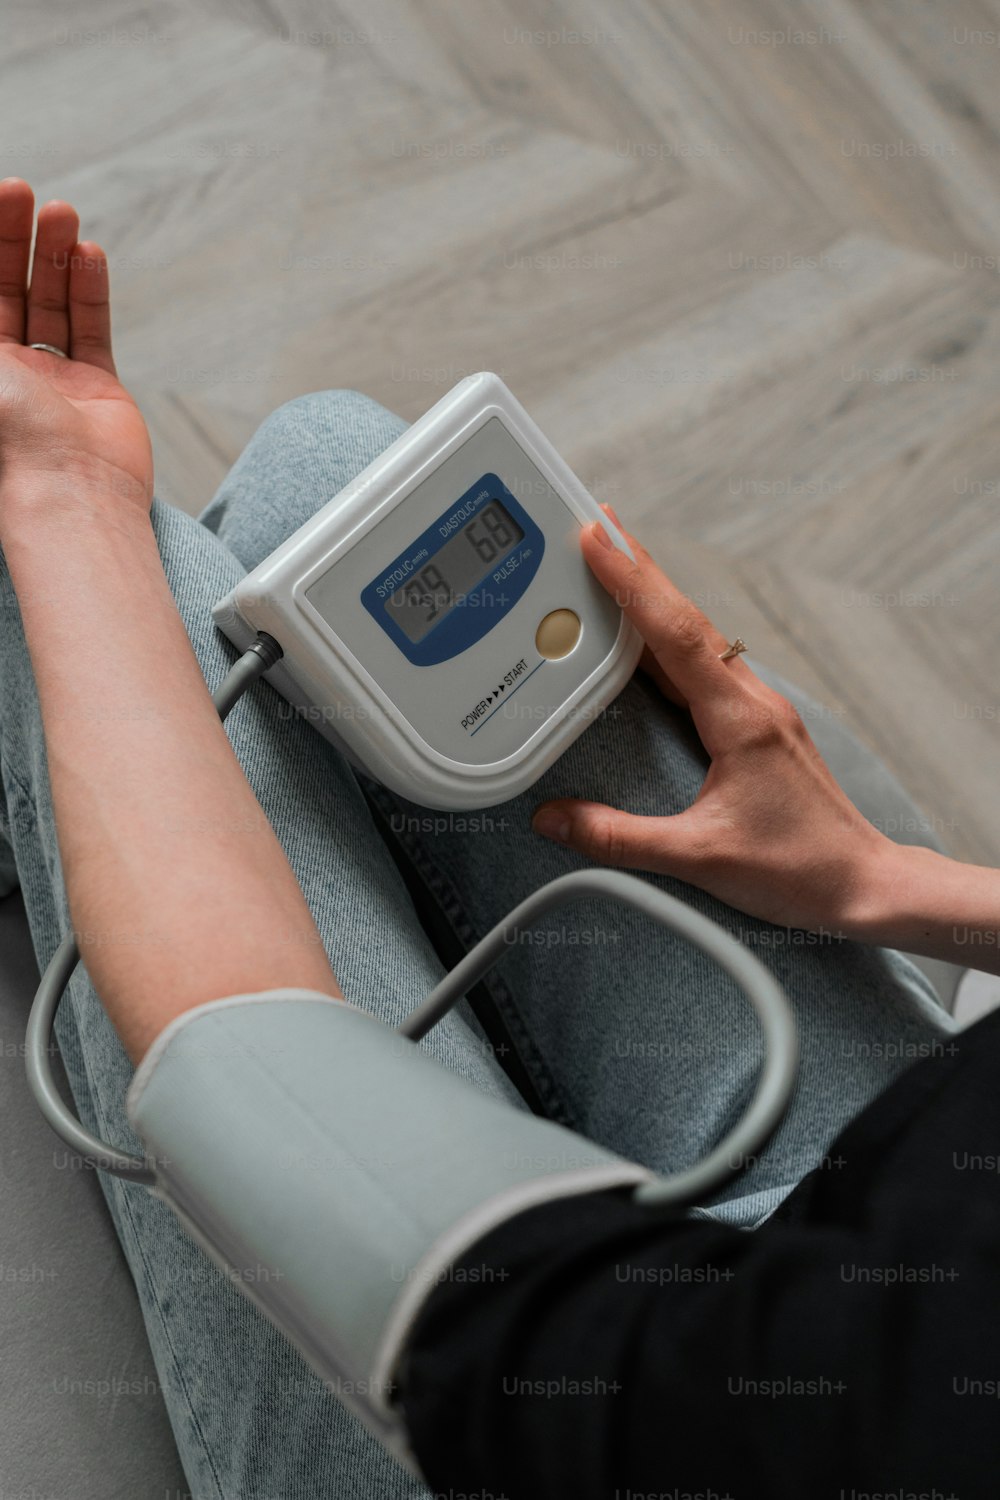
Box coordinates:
[360,474,545,666]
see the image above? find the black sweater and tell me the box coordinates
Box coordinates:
[403,1005,1000,1500]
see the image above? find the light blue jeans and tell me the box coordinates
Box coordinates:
[0,390,957,1499]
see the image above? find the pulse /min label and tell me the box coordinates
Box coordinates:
[460,657,532,732]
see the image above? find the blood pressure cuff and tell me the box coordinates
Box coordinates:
[125,990,652,1477]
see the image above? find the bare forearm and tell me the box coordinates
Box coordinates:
[850,840,1000,978]
[3,498,342,1065]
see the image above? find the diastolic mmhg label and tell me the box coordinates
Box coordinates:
[359,473,545,668]
[378,497,524,644]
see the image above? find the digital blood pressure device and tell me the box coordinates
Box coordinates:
[213,373,643,809]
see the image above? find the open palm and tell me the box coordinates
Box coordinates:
[0,180,152,518]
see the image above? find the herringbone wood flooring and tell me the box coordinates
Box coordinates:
[4,0,999,862]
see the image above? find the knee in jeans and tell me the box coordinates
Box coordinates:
[197,386,408,557]
[253,388,395,450]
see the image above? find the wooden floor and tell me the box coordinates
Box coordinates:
[5,0,999,864]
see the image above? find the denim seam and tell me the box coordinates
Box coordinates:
[0,750,34,805]
[0,867,223,1495]
[101,1170,227,1499]
[0,761,37,858]
[362,782,577,1132]
[423,862,573,1127]
[56,977,228,1494]
[405,837,572,1126]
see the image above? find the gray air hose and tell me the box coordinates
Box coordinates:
[24,633,798,1212]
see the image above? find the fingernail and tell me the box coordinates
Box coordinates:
[533,810,571,842]
[590,521,613,550]
[605,504,624,530]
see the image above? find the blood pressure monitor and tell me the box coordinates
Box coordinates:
[213,373,642,809]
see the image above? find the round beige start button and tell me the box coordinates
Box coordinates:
[535,608,581,659]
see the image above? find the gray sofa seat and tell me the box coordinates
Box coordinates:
[0,894,187,1495]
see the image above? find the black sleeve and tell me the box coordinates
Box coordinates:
[399,1012,1000,1500]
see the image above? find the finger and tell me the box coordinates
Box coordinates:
[26,199,79,354]
[68,240,116,374]
[598,508,685,705]
[598,502,732,656]
[581,514,750,707]
[598,509,683,710]
[638,642,687,709]
[531,798,702,875]
[597,507,692,707]
[0,177,34,344]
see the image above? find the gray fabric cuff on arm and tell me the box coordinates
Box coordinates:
[125,990,651,1477]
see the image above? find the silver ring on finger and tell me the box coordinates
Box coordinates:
[28,342,68,358]
[718,638,748,661]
